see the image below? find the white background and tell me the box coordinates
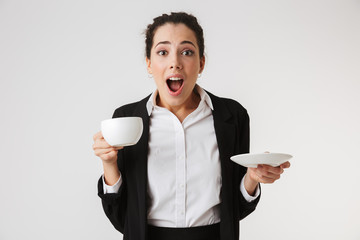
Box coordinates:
[1,0,359,239]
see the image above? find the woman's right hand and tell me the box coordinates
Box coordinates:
[93,131,123,185]
[92,131,123,164]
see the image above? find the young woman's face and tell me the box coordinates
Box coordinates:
[146,23,205,110]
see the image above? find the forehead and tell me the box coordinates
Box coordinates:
[152,23,198,47]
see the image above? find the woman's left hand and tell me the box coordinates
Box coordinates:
[244,161,291,196]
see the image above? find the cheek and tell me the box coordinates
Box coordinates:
[150,59,166,74]
[186,64,200,77]
[184,58,200,71]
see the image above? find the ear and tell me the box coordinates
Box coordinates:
[199,56,205,74]
[146,57,152,74]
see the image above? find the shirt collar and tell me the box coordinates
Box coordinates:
[146,85,214,116]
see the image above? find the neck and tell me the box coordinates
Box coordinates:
[157,89,201,123]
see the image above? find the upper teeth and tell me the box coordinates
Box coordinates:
[169,77,182,81]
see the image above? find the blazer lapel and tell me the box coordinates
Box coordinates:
[131,96,151,235]
[207,92,236,184]
[208,92,237,240]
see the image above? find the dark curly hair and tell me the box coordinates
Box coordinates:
[145,12,205,59]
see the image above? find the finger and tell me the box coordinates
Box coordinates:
[256,168,281,180]
[93,138,113,150]
[94,148,117,157]
[260,175,280,184]
[255,170,280,184]
[101,150,118,162]
[258,164,284,175]
[280,161,291,169]
[93,131,104,141]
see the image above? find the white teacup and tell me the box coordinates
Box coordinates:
[101,117,143,147]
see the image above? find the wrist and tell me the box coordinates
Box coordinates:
[244,173,259,196]
[102,161,120,186]
[102,160,118,168]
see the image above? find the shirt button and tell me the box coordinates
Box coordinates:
[179,184,184,189]
[180,211,184,216]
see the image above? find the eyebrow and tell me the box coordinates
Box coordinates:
[154,40,197,48]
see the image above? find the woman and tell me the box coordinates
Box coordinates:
[93,12,290,240]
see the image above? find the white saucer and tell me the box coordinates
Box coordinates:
[230,153,293,168]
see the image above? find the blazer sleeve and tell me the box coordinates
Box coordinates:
[97,108,128,233]
[236,109,261,221]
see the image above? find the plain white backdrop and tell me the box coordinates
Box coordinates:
[0,0,359,239]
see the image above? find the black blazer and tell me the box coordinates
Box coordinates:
[98,91,260,240]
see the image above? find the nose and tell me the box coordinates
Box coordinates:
[170,54,183,70]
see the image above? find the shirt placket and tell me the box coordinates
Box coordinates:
[174,117,186,227]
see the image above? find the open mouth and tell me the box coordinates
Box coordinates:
[166,77,184,96]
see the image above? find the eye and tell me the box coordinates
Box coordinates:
[181,50,194,56]
[157,50,167,56]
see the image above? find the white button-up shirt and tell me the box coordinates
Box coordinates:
[103,85,260,227]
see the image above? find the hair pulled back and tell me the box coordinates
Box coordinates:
[145,12,205,59]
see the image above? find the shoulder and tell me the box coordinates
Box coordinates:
[112,94,151,118]
[206,90,248,116]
